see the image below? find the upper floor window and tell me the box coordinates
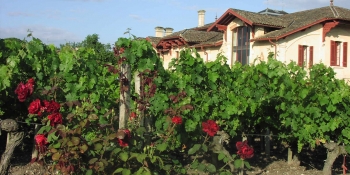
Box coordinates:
[330,40,347,67]
[232,26,250,65]
[298,45,313,68]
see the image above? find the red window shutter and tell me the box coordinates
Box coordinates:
[330,40,336,66]
[309,46,314,68]
[298,45,304,66]
[343,42,348,67]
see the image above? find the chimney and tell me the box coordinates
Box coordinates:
[164,27,174,36]
[198,10,206,27]
[155,26,164,37]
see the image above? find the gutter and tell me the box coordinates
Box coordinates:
[201,46,208,62]
[268,39,277,59]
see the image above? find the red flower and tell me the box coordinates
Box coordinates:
[119,47,125,54]
[25,78,35,95]
[118,129,131,147]
[28,99,44,116]
[35,134,48,146]
[35,134,48,153]
[14,78,35,102]
[44,100,60,113]
[48,113,63,126]
[236,140,254,159]
[14,82,29,102]
[171,116,182,125]
[129,112,137,120]
[202,120,219,136]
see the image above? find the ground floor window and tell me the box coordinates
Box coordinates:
[298,45,313,68]
[330,40,347,67]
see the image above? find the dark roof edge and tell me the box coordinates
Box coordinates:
[251,18,347,41]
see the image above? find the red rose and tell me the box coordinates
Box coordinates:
[44,100,60,113]
[35,134,48,154]
[48,113,63,126]
[129,112,137,120]
[119,47,125,54]
[236,140,246,151]
[202,120,219,136]
[35,134,48,146]
[118,129,131,147]
[27,78,35,85]
[236,140,254,159]
[25,78,35,95]
[28,99,44,116]
[171,116,182,125]
[15,82,29,102]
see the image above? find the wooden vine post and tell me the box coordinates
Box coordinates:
[118,63,131,129]
[0,119,24,175]
[134,72,143,126]
[265,128,270,157]
[31,124,40,161]
[134,71,151,145]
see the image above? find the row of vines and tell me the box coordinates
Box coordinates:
[1,35,350,175]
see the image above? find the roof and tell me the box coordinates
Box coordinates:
[258,8,288,16]
[253,6,350,40]
[155,23,223,50]
[146,36,162,45]
[190,22,215,31]
[191,33,223,48]
[208,5,350,41]
[161,29,222,43]
[207,8,286,31]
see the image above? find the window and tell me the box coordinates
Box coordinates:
[330,40,348,67]
[298,45,313,68]
[232,26,250,65]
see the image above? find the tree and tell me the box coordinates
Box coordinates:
[60,34,115,64]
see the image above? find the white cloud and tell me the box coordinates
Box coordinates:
[0,25,82,46]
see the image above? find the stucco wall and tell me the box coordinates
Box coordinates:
[252,24,350,81]
[159,46,223,69]
[196,46,222,62]
[282,24,323,64]
[325,24,350,80]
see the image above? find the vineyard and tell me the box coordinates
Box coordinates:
[1,35,350,175]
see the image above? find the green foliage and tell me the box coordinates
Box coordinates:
[2,34,350,175]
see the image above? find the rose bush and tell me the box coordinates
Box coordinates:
[236,140,254,159]
[28,99,43,116]
[117,129,131,147]
[4,37,258,175]
[35,134,48,154]
[202,119,219,136]
[171,116,182,125]
[43,100,60,113]
[14,78,35,102]
[47,113,62,126]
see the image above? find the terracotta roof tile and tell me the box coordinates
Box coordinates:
[229,8,286,27]
[147,36,162,44]
[255,6,350,39]
[161,29,222,43]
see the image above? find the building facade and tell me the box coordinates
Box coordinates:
[147,3,350,81]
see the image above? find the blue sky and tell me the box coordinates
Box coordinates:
[1,0,350,46]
